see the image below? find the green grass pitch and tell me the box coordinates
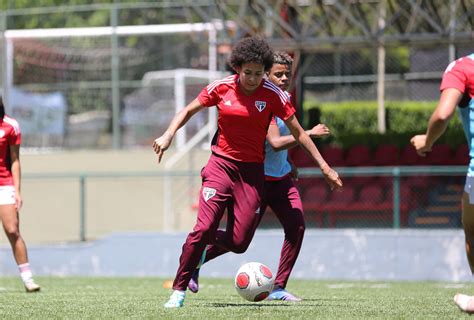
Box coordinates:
[0,277,472,319]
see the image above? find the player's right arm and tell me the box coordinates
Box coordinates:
[411,88,462,156]
[153,98,205,163]
[411,56,471,156]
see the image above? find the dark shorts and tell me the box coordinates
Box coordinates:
[196,153,265,242]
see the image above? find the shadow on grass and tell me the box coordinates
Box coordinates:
[209,300,325,308]
[210,302,291,308]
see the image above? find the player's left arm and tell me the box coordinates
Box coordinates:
[10,144,22,210]
[411,88,463,156]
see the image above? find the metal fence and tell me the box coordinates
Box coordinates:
[0,3,470,244]
[6,166,465,244]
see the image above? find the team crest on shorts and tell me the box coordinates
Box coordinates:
[0,130,5,138]
[255,101,266,112]
[202,187,216,201]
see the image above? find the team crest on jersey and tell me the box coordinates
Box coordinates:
[202,187,216,201]
[255,101,267,112]
[0,130,4,138]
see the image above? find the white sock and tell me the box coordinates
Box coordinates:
[18,263,34,284]
[172,290,185,298]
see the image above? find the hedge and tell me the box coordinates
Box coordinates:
[304,101,466,149]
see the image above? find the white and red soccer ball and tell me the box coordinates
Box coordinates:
[234,262,274,302]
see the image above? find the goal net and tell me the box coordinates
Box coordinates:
[3,22,231,149]
[122,68,227,150]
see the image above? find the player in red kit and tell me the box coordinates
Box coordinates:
[411,54,474,314]
[153,36,343,308]
[187,52,330,301]
[0,96,40,292]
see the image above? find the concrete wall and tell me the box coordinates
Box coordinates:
[0,149,210,244]
[0,230,470,282]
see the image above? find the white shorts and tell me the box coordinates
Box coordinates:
[464,176,474,205]
[0,186,16,205]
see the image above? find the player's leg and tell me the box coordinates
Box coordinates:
[165,190,227,307]
[201,203,236,262]
[266,177,304,301]
[454,190,474,313]
[187,161,264,296]
[165,155,231,308]
[212,162,264,254]
[188,204,235,293]
[0,198,40,292]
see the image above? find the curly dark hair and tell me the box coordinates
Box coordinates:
[229,36,274,72]
[273,51,293,68]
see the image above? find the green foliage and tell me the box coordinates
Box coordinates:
[304,100,465,149]
[4,1,112,29]
[386,46,410,73]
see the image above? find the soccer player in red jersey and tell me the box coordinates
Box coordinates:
[187,52,330,301]
[0,97,40,292]
[411,54,474,314]
[153,36,342,308]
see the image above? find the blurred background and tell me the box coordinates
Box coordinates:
[0,0,473,246]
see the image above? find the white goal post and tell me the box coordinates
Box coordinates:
[2,20,235,151]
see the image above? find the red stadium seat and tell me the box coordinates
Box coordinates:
[290,146,313,167]
[302,185,329,227]
[424,144,453,165]
[453,144,469,165]
[373,144,399,166]
[323,187,356,227]
[321,145,345,167]
[327,186,355,204]
[326,182,404,227]
[385,187,413,226]
[346,176,377,189]
[400,144,423,165]
[345,145,373,166]
[303,184,329,205]
[358,185,384,204]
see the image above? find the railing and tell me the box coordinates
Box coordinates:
[23,170,196,242]
[23,166,467,241]
[299,166,467,228]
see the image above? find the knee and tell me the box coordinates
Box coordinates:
[190,225,216,244]
[231,238,252,254]
[232,244,249,254]
[4,227,20,240]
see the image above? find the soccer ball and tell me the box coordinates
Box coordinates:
[234,262,274,302]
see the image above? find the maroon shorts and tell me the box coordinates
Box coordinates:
[196,153,265,249]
